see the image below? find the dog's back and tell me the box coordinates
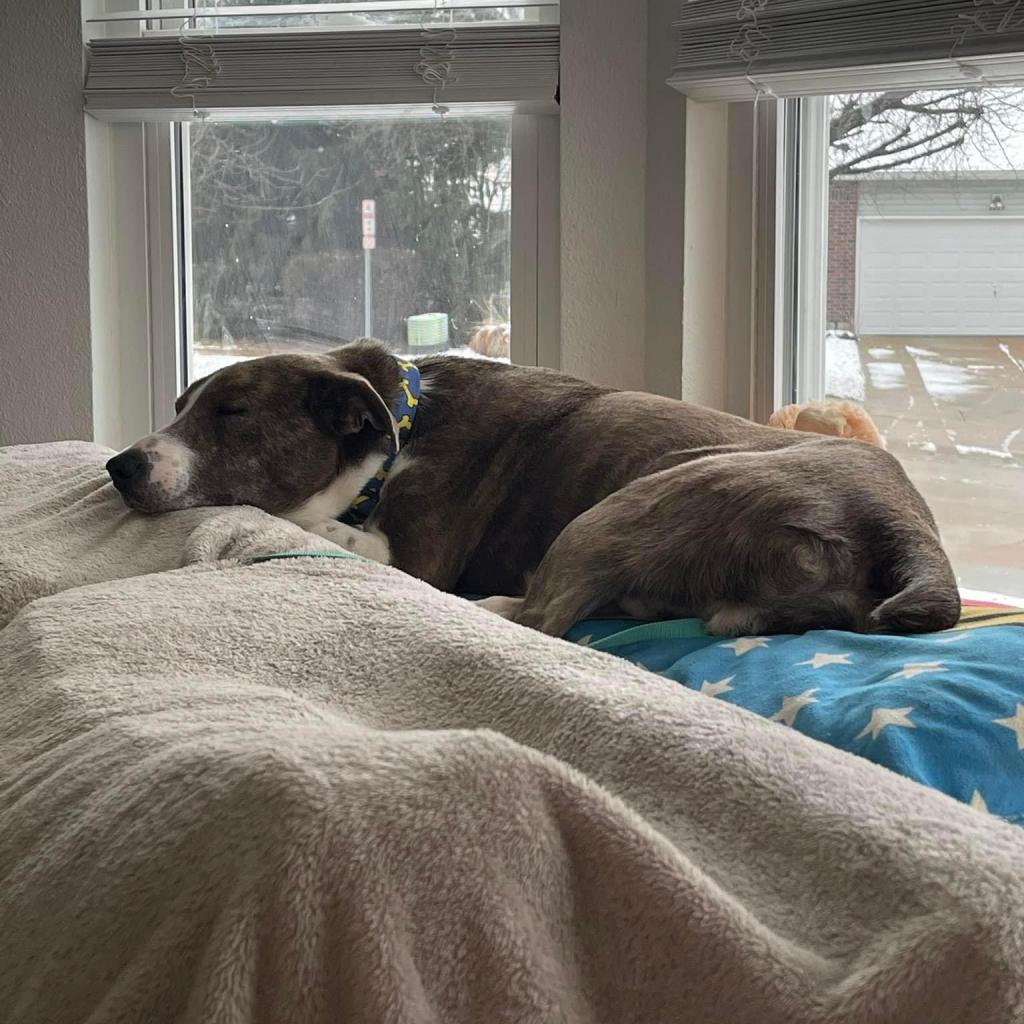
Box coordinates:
[402,357,814,594]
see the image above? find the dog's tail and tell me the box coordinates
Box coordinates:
[869,522,960,634]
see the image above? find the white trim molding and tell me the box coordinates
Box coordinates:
[145,123,186,429]
[750,97,780,424]
[793,96,829,404]
[672,54,1024,103]
[772,99,799,414]
[511,114,561,369]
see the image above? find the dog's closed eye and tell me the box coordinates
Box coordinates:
[216,405,248,417]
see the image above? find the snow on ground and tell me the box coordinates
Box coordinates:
[192,350,255,380]
[867,361,907,391]
[824,331,865,401]
[955,444,1015,461]
[906,345,993,401]
[191,345,508,382]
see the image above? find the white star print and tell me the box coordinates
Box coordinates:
[856,706,916,741]
[936,632,968,644]
[994,704,1024,751]
[970,790,989,813]
[770,689,818,727]
[720,637,770,656]
[797,652,853,670]
[575,635,593,647]
[885,661,947,681]
[699,676,735,698]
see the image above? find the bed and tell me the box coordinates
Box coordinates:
[2,441,1024,1024]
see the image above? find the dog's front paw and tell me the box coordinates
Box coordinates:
[307,521,391,564]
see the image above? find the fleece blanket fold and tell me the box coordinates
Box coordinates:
[0,442,343,628]
[2,441,1024,1024]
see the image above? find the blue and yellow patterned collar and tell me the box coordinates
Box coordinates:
[340,359,421,527]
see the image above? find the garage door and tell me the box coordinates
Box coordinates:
[857,218,1024,335]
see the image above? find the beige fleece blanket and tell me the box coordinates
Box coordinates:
[0,442,345,628]
[2,442,1024,1024]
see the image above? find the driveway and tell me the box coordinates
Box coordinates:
[829,334,1024,599]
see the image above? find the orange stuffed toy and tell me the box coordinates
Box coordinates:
[768,400,884,448]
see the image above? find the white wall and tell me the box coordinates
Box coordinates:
[858,176,1023,217]
[0,4,93,444]
[724,103,755,418]
[87,120,152,450]
[644,0,686,399]
[560,0,727,409]
[680,101,729,411]
[560,0,648,391]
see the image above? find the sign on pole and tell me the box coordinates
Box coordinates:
[361,199,376,250]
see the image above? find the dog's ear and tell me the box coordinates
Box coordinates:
[174,373,212,415]
[306,371,397,447]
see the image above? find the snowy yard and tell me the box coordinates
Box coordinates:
[829,333,1024,598]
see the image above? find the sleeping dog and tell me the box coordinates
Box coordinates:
[106,340,960,635]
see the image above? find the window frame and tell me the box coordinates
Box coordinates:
[720,92,847,419]
[742,81,1024,600]
[92,109,558,446]
[790,95,830,406]
[749,67,1024,411]
[145,123,188,430]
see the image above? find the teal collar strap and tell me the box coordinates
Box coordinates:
[340,359,421,527]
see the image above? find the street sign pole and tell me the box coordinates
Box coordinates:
[362,199,376,338]
[363,247,372,338]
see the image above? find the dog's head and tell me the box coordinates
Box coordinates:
[106,347,398,516]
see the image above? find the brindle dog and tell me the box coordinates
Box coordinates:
[106,340,960,635]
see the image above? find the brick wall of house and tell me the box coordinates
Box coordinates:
[827,180,859,330]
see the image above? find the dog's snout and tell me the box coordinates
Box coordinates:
[106,449,149,493]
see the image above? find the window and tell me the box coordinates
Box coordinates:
[148,0,555,29]
[789,88,1024,599]
[668,1,1024,599]
[185,116,512,381]
[84,0,559,443]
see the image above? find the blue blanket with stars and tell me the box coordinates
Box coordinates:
[564,603,1024,827]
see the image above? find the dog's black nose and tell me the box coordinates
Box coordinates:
[106,449,149,493]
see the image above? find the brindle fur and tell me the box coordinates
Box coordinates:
[108,340,961,635]
[485,441,960,637]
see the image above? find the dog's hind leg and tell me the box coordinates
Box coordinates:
[475,595,526,621]
[514,581,610,638]
[506,508,627,637]
[477,588,603,637]
[478,576,611,637]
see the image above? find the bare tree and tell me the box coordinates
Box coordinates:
[189,122,358,215]
[188,118,512,348]
[830,88,1024,177]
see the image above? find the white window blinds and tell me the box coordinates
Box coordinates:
[670,1,1024,101]
[84,2,559,120]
